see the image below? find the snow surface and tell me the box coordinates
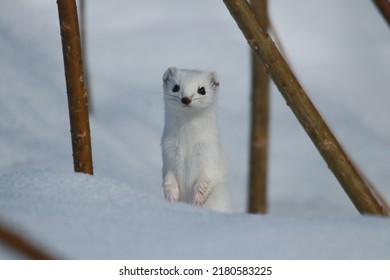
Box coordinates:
[0,0,390,259]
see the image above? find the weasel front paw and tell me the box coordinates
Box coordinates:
[193,176,211,206]
[163,171,179,202]
[163,184,179,202]
[163,181,179,202]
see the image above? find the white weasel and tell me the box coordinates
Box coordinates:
[161,67,232,212]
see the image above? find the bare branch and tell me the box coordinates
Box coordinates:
[248,0,269,214]
[57,0,93,175]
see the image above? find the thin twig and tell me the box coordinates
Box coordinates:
[0,221,55,259]
[57,0,94,175]
[248,0,269,214]
[373,0,390,28]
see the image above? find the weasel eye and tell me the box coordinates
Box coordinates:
[172,85,180,92]
[197,87,206,95]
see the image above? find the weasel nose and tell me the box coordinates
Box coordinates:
[181,97,191,105]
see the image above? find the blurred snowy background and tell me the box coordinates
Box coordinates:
[0,0,389,259]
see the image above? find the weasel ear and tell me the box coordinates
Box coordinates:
[163,67,177,84]
[209,71,220,89]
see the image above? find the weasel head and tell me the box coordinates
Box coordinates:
[162,67,220,112]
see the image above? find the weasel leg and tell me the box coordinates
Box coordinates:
[162,171,179,202]
[193,176,212,206]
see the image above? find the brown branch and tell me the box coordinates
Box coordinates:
[224,0,390,216]
[248,0,269,214]
[373,0,390,28]
[78,0,93,114]
[0,221,55,259]
[57,0,93,175]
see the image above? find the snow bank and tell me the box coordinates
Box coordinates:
[1,171,389,259]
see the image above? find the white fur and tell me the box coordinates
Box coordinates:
[161,67,232,212]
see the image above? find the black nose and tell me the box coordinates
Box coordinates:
[181,97,191,105]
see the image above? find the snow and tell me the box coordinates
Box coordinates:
[2,170,390,259]
[0,0,390,259]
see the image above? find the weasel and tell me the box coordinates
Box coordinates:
[161,67,232,212]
